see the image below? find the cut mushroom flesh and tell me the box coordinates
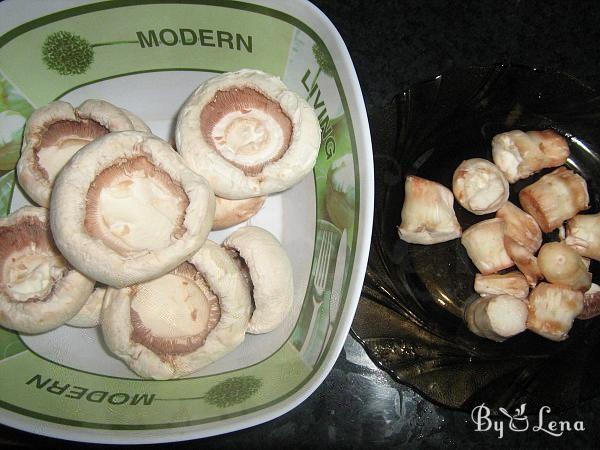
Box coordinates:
[565,213,600,261]
[527,282,583,341]
[201,87,293,175]
[537,242,592,292]
[496,201,542,254]
[85,155,189,256]
[0,207,94,333]
[129,263,221,357]
[461,218,514,274]
[452,158,509,215]
[0,213,67,303]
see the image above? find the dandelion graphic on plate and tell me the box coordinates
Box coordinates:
[42,31,137,75]
[203,376,262,408]
[311,43,335,86]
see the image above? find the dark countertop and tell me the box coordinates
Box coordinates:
[3,0,600,448]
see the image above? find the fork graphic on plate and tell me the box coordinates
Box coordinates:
[299,222,339,365]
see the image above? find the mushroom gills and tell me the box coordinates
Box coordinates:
[130,263,220,356]
[35,119,109,181]
[398,175,462,245]
[465,295,528,342]
[85,155,189,255]
[527,282,583,341]
[201,87,292,175]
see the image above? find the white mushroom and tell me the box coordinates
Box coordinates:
[16,99,147,207]
[519,167,589,233]
[66,285,105,327]
[474,272,529,299]
[213,196,266,231]
[465,295,528,342]
[119,107,152,133]
[537,242,592,292]
[50,131,215,288]
[452,158,509,215]
[398,175,462,245]
[527,282,583,341]
[461,218,514,274]
[223,226,293,334]
[176,69,321,199]
[578,283,600,320]
[565,213,600,261]
[0,206,94,333]
[101,241,252,379]
[491,129,569,183]
[496,201,542,254]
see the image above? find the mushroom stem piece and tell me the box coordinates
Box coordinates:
[452,158,509,215]
[527,282,583,341]
[496,201,542,254]
[519,167,589,233]
[398,175,462,245]
[538,242,592,292]
[461,218,514,274]
[578,284,600,320]
[503,236,542,287]
[465,295,528,342]
[474,272,529,299]
[565,213,600,261]
[491,129,569,183]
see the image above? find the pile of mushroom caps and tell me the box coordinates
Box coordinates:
[0,69,321,379]
[399,129,599,342]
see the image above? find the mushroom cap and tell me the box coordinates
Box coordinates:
[66,285,105,327]
[176,69,321,199]
[50,131,215,288]
[119,107,152,133]
[101,240,252,379]
[16,100,143,207]
[213,195,266,230]
[0,206,94,333]
[223,226,293,334]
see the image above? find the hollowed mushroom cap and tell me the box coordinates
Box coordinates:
[50,131,215,288]
[213,195,266,230]
[0,206,94,333]
[101,241,252,379]
[16,99,147,207]
[176,69,321,199]
[66,285,105,327]
[223,226,293,334]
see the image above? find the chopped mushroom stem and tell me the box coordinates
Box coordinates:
[465,295,528,342]
[452,158,509,215]
[496,202,542,254]
[537,242,592,292]
[519,167,589,233]
[503,236,542,287]
[491,129,570,183]
[527,282,583,341]
[461,218,514,274]
[565,213,600,261]
[578,284,600,320]
[474,272,529,299]
[398,175,462,245]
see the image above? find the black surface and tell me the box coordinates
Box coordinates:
[4,0,600,448]
[356,64,600,413]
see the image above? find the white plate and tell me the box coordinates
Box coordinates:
[0,0,373,443]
